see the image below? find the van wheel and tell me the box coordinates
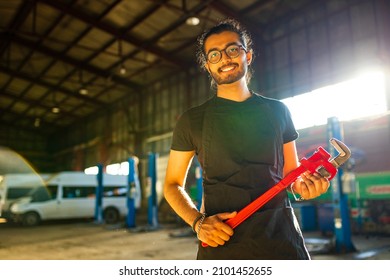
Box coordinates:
[104,207,119,224]
[22,212,40,226]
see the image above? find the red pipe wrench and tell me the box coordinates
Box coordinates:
[201,138,351,247]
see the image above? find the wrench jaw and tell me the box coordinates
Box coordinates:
[314,138,351,179]
[317,166,331,178]
[329,138,352,168]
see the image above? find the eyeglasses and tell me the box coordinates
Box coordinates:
[206,44,247,64]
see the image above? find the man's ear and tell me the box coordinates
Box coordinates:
[246,50,253,65]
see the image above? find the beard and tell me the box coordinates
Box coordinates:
[210,63,247,85]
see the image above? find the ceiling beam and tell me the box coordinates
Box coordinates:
[240,0,275,14]
[37,0,186,68]
[209,1,265,41]
[1,90,79,119]
[0,65,105,107]
[1,11,72,114]
[148,0,215,42]
[0,0,35,56]
[5,33,141,90]
[80,0,214,92]
[6,0,133,129]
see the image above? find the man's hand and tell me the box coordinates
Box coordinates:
[196,211,237,247]
[292,171,330,200]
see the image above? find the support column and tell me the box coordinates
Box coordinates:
[94,163,104,224]
[327,117,355,253]
[147,153,159,229]
[126,157,137,228]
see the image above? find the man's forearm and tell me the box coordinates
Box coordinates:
[164,183,201,227]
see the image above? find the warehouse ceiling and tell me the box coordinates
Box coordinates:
[0,0,315,135]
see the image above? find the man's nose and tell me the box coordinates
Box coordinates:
[220,50,232,62]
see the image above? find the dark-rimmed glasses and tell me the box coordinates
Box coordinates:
[207,44,247,64]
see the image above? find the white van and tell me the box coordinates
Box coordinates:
[0,173,50,219]
[10,171,132,226]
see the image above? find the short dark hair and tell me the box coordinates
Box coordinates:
[196,18,254,87]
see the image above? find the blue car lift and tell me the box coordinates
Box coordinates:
[194,157,203,210]
[327,117,356,253]
[147,153,159,229]
[126,157,138,228]
[94,163,104,224]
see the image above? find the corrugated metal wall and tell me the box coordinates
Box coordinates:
[261,0,383,99]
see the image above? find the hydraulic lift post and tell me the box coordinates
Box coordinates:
[126,157,137,228]
[94,163,104,224]
[147,153,159,229]
[327,117,356,253]
[195,157,203,211]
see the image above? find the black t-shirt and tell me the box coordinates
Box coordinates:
[171,92,298,208]
[172,93,298,166]
[172,93,297,149]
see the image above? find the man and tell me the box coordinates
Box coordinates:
[163,19,329,259]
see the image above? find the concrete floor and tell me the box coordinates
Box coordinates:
[0,219,389,260]
[304,231,390,260]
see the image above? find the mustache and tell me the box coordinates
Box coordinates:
[218,63,239,72]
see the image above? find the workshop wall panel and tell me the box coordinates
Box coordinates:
[261,0,382,99]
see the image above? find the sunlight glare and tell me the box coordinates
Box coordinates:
[282,70,387,130]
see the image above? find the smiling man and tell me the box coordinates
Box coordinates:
[163,19,329,260]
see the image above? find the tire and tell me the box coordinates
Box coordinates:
[104,207,119,224]
[22,212,41,226]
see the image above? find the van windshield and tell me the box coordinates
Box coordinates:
[7,187,34,199]
[27,186,52,202]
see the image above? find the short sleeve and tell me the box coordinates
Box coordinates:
[281,103,299,143]
[171,111,195,151]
